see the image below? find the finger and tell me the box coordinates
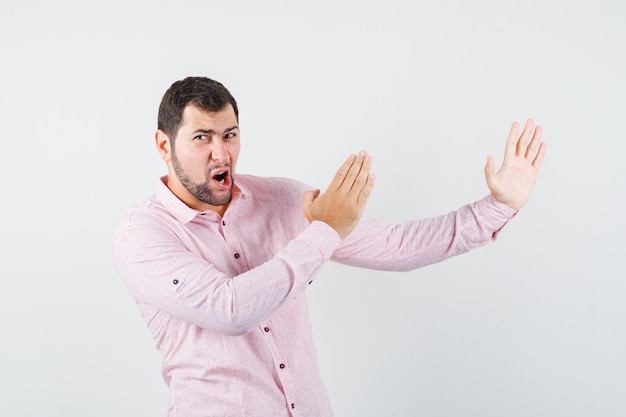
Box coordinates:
[349,154,372,194]
[516,119,535,156]
[357,172,376,204]
[531,141,547,169]
[484,155,495,175]
[302,189,320,205]
[301,189,320,222]
[484,155,496,187]
[525,125,543,160]
[331,154,357,189]
[503,121,520,160]
[341,151,367,192]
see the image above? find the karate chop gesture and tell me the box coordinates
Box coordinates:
[302,151,375,239]
[485,119,547,211]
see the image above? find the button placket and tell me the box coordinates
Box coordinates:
[219,215,245,266]
[261,323,298,414]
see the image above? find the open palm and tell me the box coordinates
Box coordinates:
[484,119,547,211]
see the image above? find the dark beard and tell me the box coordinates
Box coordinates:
[171,151,234,207]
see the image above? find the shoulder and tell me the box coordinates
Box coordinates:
[236,174,313,199]
[235,174,314,218]
[113,195,175,238]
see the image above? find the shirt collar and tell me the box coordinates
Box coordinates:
[156,175,250,224]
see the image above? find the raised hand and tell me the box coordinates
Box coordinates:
[302,151,376,239]
[484,119,547,211]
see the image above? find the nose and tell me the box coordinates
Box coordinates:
[211,141,228,163]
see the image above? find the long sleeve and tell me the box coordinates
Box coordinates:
[112,176,343,417]
[112,175,343,337]
[113,216,341,336]
[332,194,517,271]
[112,175,518,417]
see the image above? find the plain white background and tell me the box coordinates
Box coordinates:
[1,0,624,416]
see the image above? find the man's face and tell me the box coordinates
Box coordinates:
[159,104,241,213]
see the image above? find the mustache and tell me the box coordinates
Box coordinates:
[208,162,232,172]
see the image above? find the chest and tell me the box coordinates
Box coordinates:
[180,196,308,274]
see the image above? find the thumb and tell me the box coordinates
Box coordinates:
[302,189,321,223]
[484,155,495,181]
[302,189,320,206]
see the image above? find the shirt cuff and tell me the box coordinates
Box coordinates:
[480,194,518,237]
[298,220,343,260]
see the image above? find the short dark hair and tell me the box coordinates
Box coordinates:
[157,76,239,140]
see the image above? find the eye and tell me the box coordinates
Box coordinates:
[194,135,208,141]
[224,132,236,139]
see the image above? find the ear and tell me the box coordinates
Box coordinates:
[155,129,172,162]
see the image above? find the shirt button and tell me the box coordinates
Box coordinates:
[172,279,179,285]
[291,403,295,409]
[234,253,240,259]
[264,327,270,333]
[279,363,285,369]
[222,220,226,226]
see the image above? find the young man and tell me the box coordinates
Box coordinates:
[113,76,546,417]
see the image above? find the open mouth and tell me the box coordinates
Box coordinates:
[213,170,228,184]
[211,168,232,190]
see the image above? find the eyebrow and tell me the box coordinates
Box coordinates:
[192,125,239,136]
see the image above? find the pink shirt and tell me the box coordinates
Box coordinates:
[112,174,516,417]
